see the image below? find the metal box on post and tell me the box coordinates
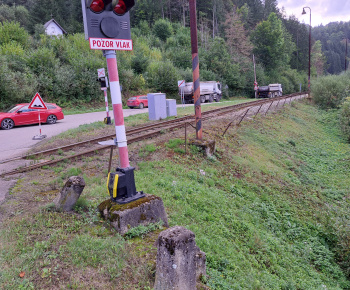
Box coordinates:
[148,93,167,120]
[166,99,177,117]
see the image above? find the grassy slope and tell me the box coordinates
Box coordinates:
[1,101,350,289]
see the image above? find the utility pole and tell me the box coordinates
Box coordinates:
[189,0,202,140]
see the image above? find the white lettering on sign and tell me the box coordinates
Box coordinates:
[89,38,133,51]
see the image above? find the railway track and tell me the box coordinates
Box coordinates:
[0,93,306,177]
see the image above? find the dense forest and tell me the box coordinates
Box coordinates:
[0,0,348,110]
[313,22,350,74]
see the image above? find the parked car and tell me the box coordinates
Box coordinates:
[0,103,64,130]
[127,95,148,109]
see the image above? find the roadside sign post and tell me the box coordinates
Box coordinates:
[29,92,47,140]
[178,80,185,108]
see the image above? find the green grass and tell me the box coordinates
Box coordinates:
[1,100,350,289]
[134,102,350,289]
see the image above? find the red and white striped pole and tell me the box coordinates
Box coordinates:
[104,50,130,169]
[102,87,112,124]
[38,111,42,136]
[103,88,110,119]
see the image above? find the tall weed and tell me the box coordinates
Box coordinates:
[340,97,350,141]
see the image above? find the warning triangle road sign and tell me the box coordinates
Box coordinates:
[28,93,47,110]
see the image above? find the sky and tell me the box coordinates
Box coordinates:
[277,0,350,26]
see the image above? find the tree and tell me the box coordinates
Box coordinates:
[251,12,294,71]
[0,4,29,28]
[283,15,309,72]
[29,0,82,33]
[153,19,173,42]
[224,9,253,57]
[311,40,326,77]
[234,0,264,29]
[263,0,279,19]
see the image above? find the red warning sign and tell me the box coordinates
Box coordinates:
[28,93,47,110]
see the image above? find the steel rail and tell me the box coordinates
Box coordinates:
[0,93,307,176]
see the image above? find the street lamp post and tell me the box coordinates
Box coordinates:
[302,6,311,92]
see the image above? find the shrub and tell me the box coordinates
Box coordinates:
[146,60,179,93]
[152,19,173,42]
[119,69,146,100]
[312,73,350,109]
[0,42,25,56]
[0,21,30,48]
[340,97,350,142]
[0,55,37,110]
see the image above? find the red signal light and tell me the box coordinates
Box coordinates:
[114,0,127,15]
[90,0,105,13]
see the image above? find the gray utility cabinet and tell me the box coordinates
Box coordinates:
[148,93,167,120]
[166,99,177,117]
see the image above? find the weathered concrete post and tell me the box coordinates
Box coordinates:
[53,176,85,211]
[154,226,206,290]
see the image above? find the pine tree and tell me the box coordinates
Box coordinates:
[224,9,253,58]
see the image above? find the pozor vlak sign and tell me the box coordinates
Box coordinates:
[90,38,132,50]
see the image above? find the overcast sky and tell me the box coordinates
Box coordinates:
[277,0,350,26]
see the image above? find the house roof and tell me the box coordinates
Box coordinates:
[44,19,67,34]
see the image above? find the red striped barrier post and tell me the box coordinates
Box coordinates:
[189,0,202,140]
[102,87,111,124]
[104,89,109,119]
[104,50,145,204]
[104,50,129,168]
[38,112,42,136]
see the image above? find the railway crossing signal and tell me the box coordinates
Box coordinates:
[82,1,144,204]
[81,0,135,48]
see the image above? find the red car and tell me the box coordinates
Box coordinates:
[0,103,64,130]
[127,95,148,109]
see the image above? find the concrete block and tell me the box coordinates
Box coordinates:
[53,176,85,211]
[154,226,206,290]
[148,93,167,120]
[98,194,168,235]
[166,99,177,117]
[189,139,216,157]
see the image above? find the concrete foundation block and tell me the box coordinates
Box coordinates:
[98,194,168,235]
[53,176,85,211]
[154,226,206,290]
[189,139,216,157]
